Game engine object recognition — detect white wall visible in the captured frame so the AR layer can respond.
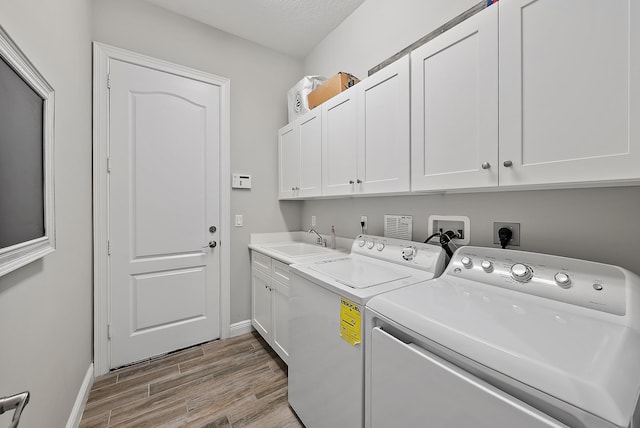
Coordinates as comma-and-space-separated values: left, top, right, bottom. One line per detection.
0, 1, 93, 427
92, 0, 304, 324
304, 0, 478, 79
301, 0, 640, 273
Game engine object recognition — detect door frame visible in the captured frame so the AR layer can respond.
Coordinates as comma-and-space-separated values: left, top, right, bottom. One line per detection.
92, 42, 231, 375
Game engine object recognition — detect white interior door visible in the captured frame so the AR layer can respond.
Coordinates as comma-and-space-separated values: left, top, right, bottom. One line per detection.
108, 58, 221, 368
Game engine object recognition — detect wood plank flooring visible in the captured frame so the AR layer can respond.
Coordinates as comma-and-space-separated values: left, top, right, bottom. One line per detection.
79, 332, 304, 428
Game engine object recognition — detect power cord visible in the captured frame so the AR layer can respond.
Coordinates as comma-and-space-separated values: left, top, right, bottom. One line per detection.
425, 230, 460, 259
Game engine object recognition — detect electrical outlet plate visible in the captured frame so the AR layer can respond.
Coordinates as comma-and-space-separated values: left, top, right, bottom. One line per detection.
428, 215, 470, 245
493, 222, 520, 246
360, 216, 368, 233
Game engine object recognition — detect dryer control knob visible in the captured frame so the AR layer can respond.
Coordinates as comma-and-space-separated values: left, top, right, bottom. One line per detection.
366, 241, 375, 249
461, 257, 473, 269
402, 246, 416, 261
511, 263, 533, 282
358, 239, 366, 247
554, 273, 572, 288
376, 243, 385, 251
481, 260, 494, 272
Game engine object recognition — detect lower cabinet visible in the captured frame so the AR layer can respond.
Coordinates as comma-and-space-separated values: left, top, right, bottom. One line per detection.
251, 251, 290, 364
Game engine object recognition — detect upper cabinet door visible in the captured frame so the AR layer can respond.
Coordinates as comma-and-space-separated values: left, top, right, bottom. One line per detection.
278, 122, 300, 199
411, 5, 499, 192
298, 111, 322, 198
499, 0, 639, 187
357, 55, 411, 194
322, 88, 358, 196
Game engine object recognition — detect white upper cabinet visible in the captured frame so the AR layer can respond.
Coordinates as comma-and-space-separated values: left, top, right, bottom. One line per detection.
357, 55, 411, 194
298, 112, 322, 197
499, 0, 640, 187
411, 5, 498, 192
321, 86, 358, 196
322, 55, 410, 196
278, 110, 322, 199
279, 0, 639, 199
278, 123, 300, 199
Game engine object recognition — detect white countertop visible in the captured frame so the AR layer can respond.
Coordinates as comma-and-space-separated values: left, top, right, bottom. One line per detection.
249, 231, 351, 264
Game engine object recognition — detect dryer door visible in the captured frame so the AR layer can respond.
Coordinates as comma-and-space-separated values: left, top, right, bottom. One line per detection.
369, 327, 569, 428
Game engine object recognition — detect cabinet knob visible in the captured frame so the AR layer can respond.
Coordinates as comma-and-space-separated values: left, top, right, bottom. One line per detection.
481, 162, 491, 170
503, 160, 513, 167
356, 179, 362, 184
349, 180, 355, 184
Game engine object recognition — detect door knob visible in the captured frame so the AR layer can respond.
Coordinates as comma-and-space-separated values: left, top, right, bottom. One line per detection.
203, 241, 217, 249
481, 162, 491, 170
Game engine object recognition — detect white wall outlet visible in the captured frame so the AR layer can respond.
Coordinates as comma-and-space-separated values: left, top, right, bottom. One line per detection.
234, 214, 243, 227
427, 215, 470, 245
311, 215, 316, 227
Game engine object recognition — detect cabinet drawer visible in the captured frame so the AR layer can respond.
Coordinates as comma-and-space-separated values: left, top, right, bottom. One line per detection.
252, 251, 272, 274
271, 260, 290, 286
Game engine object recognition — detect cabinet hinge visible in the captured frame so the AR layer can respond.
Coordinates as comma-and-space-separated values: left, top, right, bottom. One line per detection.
107, 324, 112, 340
107, 157, 111, 173
107, 73, 112, 89
107, 240, 111, 255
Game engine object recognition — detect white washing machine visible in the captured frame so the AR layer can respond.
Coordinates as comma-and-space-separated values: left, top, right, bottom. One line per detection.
288, 234, 446, 428
365, 246, 640, 428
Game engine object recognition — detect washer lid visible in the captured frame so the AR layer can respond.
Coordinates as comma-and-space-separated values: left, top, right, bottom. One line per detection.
309, 257, 410, 289
367, 278, 640, 427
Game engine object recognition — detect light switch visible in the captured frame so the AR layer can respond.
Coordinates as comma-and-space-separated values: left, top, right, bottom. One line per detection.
235, 214, 243, 227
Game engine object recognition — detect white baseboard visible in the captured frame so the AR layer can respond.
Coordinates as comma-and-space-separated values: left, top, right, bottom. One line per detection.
66, 363, 94, 428
230, 319, 253, 337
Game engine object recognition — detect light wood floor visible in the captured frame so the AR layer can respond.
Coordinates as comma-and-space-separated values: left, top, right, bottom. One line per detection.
79, 331, 304, 428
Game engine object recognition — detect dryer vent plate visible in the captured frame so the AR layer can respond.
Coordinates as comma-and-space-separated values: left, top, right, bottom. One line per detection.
384, 215, 412, 240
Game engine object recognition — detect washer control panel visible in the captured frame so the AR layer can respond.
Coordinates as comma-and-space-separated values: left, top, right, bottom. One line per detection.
447, 246, 629, 316
352, 235, 446, 274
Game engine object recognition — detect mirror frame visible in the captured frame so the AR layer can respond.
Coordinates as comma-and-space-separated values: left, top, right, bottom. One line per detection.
0, 25, 55, 277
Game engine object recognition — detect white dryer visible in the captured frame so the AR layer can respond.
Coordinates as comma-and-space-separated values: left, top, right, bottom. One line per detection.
365, 246, 640, 428
288, 234, 446, 428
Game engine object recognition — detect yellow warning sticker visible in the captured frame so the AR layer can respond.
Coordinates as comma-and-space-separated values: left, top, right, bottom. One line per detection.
340, 298, 361, 346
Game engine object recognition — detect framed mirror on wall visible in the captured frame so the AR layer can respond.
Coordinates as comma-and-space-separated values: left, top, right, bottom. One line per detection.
0, 25, 55, 277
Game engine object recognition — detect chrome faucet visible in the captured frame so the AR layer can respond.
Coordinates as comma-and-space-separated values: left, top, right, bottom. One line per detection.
308, 228, 327, 247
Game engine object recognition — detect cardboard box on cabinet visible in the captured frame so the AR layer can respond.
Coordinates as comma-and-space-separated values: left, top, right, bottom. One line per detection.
307, 72, 360, 110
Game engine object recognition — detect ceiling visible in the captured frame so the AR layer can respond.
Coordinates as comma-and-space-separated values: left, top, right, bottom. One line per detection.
145, 0, 367, 58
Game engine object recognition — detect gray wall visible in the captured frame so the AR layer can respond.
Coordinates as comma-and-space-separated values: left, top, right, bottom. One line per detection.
92, 0, 304, 323
302, 0, 640, 273
301, 187, 640, 272
0, 0, 93, 426
304, 0, 478, 79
